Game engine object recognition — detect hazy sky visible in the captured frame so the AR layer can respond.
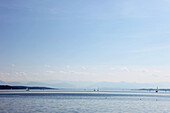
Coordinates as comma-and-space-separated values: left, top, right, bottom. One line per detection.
1, 0, 170, 83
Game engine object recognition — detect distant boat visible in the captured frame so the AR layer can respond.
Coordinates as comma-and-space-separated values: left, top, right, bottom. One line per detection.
97, 88, 99, 91
94, 89, 96, 91
26, 88, 29, 91
156, 87, 158, 93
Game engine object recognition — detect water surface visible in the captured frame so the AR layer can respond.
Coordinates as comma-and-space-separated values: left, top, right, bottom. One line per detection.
0, 90, 170, 113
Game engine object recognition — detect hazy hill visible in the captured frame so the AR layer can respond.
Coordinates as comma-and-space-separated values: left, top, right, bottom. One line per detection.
0, 85, 54, 90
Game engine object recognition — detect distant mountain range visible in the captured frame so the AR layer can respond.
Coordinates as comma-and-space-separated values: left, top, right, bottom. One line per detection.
0, 80, 7, 85
1, 80, 170, 89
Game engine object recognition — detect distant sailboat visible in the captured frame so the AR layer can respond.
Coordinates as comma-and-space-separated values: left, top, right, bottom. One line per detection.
156, 87, 158, 93
94, 89, 96, 91
26, 88, 29, 91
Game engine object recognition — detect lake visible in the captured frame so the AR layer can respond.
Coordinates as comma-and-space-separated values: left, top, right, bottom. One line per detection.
0, 90, 170, 113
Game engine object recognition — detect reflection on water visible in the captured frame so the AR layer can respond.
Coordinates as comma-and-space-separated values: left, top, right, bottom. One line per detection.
0, 90, 170, 113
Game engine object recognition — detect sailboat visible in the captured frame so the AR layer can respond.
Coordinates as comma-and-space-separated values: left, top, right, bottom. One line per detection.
156, 87, 158, 93
26, 88, 29, 91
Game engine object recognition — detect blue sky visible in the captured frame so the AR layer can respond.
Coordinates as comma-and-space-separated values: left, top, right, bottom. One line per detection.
1, 0, 170, 83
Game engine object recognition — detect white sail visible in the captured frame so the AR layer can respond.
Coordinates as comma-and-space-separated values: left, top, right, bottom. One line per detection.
26, 88, 29, 91
156, 87, 158, 93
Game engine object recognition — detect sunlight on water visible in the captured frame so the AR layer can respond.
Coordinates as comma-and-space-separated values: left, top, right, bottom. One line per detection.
1, 90, 170, 113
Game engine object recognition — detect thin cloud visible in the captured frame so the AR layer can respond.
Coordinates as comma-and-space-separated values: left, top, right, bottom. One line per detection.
46, 71, 55, 74
120, 67, 130, 72
81, 66, 87, 70
129, 46, 170, 53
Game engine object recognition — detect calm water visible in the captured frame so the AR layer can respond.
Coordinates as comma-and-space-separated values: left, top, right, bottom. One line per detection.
1, 90, 170, 113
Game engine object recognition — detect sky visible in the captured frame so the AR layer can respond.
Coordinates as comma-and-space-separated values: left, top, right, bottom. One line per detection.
1, 0, 170, 83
